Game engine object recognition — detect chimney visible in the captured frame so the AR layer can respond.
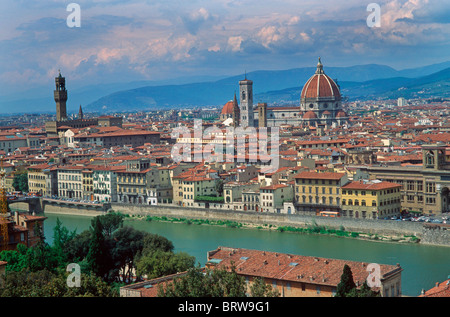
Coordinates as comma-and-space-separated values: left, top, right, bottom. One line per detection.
15, 211, 19, 224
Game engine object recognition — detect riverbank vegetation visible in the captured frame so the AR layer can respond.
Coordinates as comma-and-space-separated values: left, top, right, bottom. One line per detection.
125, 213, 419, 245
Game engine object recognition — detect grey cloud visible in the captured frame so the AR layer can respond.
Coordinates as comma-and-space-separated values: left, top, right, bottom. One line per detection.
181, 8, 217, 35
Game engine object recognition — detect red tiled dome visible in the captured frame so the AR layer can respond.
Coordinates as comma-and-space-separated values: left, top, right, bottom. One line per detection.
221, 101, 234, 115
303, 111, 317, 119
322, 110, 331, 115
301, 58, 341, 100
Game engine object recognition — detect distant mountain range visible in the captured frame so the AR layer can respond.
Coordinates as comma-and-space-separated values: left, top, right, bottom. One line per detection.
1, 61, 449, 114
257, 67, 450, 104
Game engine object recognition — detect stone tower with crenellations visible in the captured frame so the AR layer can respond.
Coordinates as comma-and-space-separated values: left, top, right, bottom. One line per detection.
54, 70, 68, 122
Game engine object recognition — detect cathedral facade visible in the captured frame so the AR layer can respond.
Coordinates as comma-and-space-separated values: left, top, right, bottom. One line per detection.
219, 58, 348, 129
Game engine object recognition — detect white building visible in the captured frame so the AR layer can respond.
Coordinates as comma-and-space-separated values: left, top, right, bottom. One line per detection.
397, 97, 407, 107
57, 165, 84, 199
260, 184, 294, 213
92, 166, 118, 202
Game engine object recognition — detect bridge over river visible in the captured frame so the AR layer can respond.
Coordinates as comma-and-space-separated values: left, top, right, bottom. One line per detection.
7, 197, 110, 213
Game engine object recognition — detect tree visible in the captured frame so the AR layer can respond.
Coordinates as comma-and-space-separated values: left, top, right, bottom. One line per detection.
95, 212, 124, 237
335, 264, 379, 297
157, 266, 247, 297
64, 230, 92, 265
249, 277, 280, 297
109, 226, 148, 283
52, 218, 77, 268
347, 280, 380, 297
86, 217, 111, 281
335, 264, 357, 297
136, 249, 195, 280
215, 179, 224, 197
141, 233, 174, 254
12, 172, 28, 193
0, 269, 118, 297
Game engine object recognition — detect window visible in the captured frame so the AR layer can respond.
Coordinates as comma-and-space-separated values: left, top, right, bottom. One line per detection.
425, 182, 435, 193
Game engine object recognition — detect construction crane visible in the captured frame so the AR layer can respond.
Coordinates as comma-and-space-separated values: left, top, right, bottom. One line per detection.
0, 156, 9, 250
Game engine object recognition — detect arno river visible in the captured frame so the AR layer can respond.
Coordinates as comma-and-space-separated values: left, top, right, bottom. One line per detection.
42, 213, 450, 297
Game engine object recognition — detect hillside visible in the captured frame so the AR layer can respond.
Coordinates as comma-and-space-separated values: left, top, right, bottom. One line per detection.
86, 66, 450, 112
256, 68, 450, 104
1, 61, 449, 114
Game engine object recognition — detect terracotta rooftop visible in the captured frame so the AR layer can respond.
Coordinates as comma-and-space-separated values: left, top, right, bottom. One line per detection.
207, 247, 401, 288
419, 279, 450, 297
342, 181, 401, 191
294, 171, 346, 180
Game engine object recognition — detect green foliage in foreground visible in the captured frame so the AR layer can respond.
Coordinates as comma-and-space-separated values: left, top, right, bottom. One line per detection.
0, 270, 118, 297
157, 266, 280, 297
0, 212, 196, 297
335, 264, 380, 297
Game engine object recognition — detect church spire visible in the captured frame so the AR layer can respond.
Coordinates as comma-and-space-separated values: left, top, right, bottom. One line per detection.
78, 104, 83, 120
232, 91, 240, 127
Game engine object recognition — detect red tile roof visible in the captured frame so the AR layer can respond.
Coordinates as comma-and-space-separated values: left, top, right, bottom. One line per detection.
208, 247, 401, 288
419, 279, 450, 297
342, 181, 401, 191
294, 171, 346, 180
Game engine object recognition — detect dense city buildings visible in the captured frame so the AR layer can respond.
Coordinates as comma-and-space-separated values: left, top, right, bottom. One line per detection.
0, 58, 449, 299
0, 63, 448, 219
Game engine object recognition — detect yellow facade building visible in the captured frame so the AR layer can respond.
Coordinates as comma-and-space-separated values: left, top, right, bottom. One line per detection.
294, 171, 348, 214
27, 164, 50, 195
341, 180, 402, 219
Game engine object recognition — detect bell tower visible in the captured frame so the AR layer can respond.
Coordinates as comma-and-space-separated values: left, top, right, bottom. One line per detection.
54, 70, 68, 122
239, 75, 254, 128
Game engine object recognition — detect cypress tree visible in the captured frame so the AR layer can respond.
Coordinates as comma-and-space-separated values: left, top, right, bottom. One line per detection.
335, 264, 357, 297
86, 217, 109, 280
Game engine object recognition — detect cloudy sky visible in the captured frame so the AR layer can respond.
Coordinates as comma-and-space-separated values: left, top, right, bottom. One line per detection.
1, 0, 449, 95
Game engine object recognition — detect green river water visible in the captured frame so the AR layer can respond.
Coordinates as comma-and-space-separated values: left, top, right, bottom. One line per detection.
42, 213, 450, 297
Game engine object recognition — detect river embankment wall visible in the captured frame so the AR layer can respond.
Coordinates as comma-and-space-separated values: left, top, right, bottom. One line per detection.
18, 201, 450, 247
107, 203, 450, 247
